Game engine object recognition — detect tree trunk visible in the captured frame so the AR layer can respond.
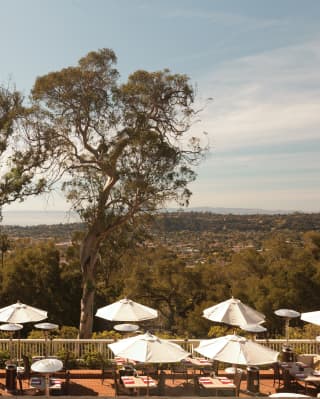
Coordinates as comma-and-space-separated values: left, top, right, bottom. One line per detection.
78, 228, 102, 338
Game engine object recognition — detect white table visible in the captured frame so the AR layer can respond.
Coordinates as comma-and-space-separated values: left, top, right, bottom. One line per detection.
121, 375, 157, 395
30, 376, 62, 393
225, 366, 243, 375
269, 394, 310, 398
198, 376, 236, 396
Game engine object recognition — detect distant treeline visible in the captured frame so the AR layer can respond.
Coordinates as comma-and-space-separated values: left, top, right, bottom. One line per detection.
2, 212, 320, 240
2, 223, 85, 240
153, 212, 320, 233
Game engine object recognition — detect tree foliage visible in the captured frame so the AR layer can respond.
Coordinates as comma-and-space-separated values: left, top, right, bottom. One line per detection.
0, 85, 46, 211
0, 227, 320, 338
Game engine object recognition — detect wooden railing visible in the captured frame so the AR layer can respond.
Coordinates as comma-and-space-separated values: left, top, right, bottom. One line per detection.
0, 338, 319, 361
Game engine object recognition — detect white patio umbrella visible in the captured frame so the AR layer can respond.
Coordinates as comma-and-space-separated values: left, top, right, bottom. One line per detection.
0, 302, 47, 363
35, 322, 59, 356
114, 323, 139, 332
195, 334, 279, 366
203, 297, 265, 327
0, 301, 47, 324
274, 308, 300, 343
109, 331, 189, 395
31, 358, 63, 396
108, 331, 190, 363
96, 298, 158, 322
240, 323, 267, 341
240, 324, 267, 333
301, 311, 320, 326
0, 323, 23, 361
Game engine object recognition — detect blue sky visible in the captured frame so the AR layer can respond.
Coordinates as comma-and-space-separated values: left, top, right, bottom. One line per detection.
1, 0, 320, 220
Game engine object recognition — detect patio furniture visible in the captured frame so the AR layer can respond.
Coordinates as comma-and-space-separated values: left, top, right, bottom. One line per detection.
31, 358, 63, 396
246, 366, 260, 393
225, 366, 243, 376
233, 371, 243, 396
101, 361, 117, 384
170, 363, 189, 384
198, 375, 236, 396
29, 375, 63, 395
297, 354, 317, 368
290, 366, 320, 395
271, 362, 283, 388
119, 365, 135, 378
269, 394, 310, 398
114, 373, 133, 396
201, 365, 215, 376
121, 375, 157, 396
17, 354, 32, 392
280, 361, 316, 393
155, 370, 166, 396
193, 374, 207, 396
135, 363, 158, 379
50, 352, 70, 393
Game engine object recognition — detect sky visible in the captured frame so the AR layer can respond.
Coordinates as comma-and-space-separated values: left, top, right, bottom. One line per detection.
1, 0, 320, 223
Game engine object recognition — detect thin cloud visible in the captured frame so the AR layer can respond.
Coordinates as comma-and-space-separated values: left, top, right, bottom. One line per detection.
195, 38, 320, 152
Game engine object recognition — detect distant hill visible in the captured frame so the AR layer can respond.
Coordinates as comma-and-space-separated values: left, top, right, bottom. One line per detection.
166, 207, 296, 215
154, 211, 320, 233
0, 207, 305, 226
1, 211, 320, 240
2, 207, 293, 226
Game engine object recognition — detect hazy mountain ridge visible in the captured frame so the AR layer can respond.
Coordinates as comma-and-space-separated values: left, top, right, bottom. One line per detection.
0, 206, 305, 226
166, 206, 297, 215
2, 210, 320, 240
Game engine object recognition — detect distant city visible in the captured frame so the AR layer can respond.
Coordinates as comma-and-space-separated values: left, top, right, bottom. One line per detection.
0, 207, 299, 226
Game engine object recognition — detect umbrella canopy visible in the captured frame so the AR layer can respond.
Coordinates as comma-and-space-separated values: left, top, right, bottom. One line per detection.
96, 298, 158, 322
34, 322, 59, 331
195, 334, 279, 366
0, 322, 24, 360
0, 323, 23, 332
31, 358, 63, 396
203, 297, 265, 327
275, 308, 300, 342
114, 323, 139, 332
274, 309, 300, 319
300, 311, 320, 326
31, 358, 63, 373
108, 331, 190, 363
240, 324, 267, 333
0, 301, 47, 323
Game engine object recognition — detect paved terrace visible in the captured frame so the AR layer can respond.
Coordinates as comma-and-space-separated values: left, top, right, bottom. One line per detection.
0, 368, 318, 397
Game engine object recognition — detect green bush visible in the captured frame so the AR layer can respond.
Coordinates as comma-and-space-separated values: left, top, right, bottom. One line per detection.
208, 325, 231, 338
92, 330, 121, 339
0, 350, 10, 367
55, 349, 79, 369
58, 326, 79, 338
82, 351, 104, 369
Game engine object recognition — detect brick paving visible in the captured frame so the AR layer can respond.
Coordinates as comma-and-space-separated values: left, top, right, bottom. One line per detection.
0, 368, 317, 397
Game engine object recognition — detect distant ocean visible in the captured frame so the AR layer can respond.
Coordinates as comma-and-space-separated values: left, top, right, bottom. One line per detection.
2, 211, 81, 226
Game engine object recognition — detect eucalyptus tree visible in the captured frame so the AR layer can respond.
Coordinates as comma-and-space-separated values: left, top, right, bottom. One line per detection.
30, 48, 206, 337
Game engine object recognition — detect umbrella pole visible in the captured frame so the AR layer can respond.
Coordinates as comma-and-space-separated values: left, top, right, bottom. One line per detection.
45, 373, 50, 396
9, 333, 13, 362
44, 331, 48, 357
18, 330, 21, 366
285, 318, 290, 345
